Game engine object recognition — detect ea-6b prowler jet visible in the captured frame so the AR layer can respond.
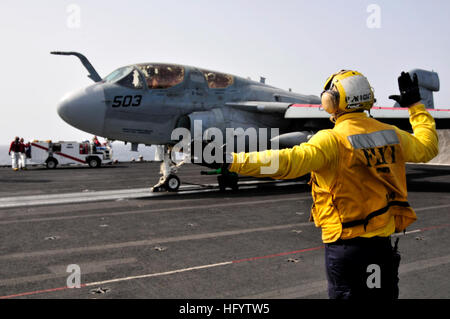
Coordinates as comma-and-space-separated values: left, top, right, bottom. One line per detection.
52, 51, 450, 191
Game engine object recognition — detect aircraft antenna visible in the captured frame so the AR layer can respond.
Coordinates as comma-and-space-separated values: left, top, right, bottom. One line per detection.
50, 51, 102, 82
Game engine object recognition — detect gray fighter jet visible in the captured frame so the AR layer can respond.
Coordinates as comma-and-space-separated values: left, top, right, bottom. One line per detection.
52, 51, 450, 191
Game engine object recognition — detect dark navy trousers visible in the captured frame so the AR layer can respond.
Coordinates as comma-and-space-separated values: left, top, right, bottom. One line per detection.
325, 236, 400, 299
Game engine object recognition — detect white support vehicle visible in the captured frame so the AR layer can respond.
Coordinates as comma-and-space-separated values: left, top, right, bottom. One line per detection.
29, 140, 113, 169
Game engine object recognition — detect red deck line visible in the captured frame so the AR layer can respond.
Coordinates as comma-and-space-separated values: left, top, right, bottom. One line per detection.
1, 222, 448, 299
232, 246, 323, 264
0, 284, 87, 299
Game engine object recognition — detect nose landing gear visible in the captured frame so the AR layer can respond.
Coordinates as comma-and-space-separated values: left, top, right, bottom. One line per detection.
151, 145, 184, 192
151, 144, 239, 193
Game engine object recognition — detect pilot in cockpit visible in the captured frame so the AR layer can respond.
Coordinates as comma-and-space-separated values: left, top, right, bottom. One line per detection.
207, 73, 217, 88
154, 68, 171, 89
151, 72, 161, 89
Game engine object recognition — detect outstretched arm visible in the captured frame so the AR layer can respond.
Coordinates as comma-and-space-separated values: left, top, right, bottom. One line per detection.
229, 129, 339, 179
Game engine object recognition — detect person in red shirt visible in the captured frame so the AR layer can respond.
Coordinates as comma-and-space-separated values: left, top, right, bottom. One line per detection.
8, 137, 24, 171
92, 136, 103, 153
19, 138, 28, 170
93, 136, 101, 147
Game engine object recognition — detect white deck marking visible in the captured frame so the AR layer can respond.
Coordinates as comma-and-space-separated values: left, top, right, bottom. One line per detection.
0, 196, 309, 225
84, 261, 233, 287
0, 222, 312, 260
0, 180, 303, 208
0, 258, 136, 287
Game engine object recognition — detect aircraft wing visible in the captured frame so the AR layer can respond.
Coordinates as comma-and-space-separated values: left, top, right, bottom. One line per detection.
369, 106, 450, 130
284, 103, 330, 118
228, 102, 450, 131
225, 101, 292, 114
226, 102, 330, 133
287, 104, 450, 130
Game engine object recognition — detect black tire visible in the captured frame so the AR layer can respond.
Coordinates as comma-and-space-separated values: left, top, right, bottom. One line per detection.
88, 157, 101, 168
218, 174, 238, 191
230, 175, 239, 191
46, 158, 58, 169
164, 174, 180, 192
217, 175, 226, 192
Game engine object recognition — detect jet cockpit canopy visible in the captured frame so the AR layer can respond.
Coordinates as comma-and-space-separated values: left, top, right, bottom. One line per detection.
137, 64, 185, 89
103, 66, 144, 89
200, 69, 234, 89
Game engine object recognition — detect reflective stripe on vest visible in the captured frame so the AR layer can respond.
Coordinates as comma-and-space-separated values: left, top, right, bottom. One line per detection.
347, 129, 399, 149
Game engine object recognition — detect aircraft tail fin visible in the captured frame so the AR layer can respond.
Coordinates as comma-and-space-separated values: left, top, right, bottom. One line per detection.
393, 69, 440, 109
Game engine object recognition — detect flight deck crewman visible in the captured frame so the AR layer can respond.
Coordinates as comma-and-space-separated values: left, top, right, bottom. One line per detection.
219, 70, 438, 299
9, 136, 24, 171
19, 138, 27, 170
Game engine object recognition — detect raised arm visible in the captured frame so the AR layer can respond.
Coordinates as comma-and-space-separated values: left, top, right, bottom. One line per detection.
396, 103, 439, 163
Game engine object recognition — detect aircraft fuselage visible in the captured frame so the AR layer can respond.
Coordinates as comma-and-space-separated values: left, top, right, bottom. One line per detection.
57, 63, 321, 146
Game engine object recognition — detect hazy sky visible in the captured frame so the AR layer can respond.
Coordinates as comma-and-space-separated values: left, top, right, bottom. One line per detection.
0, 0, 449, 145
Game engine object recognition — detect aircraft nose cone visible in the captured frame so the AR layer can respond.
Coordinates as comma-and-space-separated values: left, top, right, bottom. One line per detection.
57, 84, 106, 136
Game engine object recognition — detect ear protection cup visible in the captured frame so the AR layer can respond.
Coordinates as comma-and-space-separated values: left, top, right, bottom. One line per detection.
321, 89, 339, 114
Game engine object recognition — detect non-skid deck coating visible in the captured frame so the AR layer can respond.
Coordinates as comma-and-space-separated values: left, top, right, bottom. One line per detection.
0, 162, 448, 299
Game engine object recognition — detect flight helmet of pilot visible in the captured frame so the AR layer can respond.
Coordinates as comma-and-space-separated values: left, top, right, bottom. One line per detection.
321, 70, 375, 116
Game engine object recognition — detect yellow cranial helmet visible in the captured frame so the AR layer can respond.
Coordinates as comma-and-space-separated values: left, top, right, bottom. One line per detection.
321, 70, 375, 114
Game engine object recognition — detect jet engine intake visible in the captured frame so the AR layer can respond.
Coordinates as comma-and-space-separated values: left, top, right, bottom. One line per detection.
176, 109, 226, 142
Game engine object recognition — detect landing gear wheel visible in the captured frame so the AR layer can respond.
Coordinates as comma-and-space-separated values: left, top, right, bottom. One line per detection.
151, 145, 186, 193
217, 173, 239, 191
230, 174, 239, 191
218, 175, 226, 192
164, 174, 180, 192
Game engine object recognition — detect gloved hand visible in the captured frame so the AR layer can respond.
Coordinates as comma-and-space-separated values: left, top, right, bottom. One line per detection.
389, 72, 421, 107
